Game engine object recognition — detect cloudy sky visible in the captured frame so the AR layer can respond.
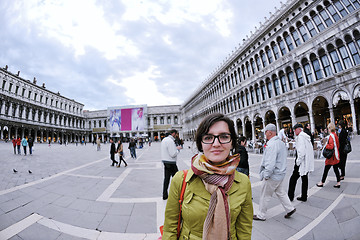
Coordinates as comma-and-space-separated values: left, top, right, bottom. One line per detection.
0, 0, 283, 110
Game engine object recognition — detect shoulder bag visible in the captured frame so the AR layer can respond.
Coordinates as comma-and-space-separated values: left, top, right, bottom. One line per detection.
322, 136, 334, 159
343, 138, 352, 154
158, 169, 188, 240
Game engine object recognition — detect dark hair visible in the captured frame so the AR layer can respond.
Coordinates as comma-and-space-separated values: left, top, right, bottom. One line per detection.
239, 136, 247, 143
195, 113, 238, 152
338, 120, 346, 128
168, 129, 178, 135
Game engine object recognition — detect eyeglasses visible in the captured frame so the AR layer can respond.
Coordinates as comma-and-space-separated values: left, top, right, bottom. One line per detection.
201, 134, 232, 144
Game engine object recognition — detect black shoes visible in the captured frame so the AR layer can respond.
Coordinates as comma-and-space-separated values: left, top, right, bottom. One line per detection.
284, 208, 296, 218
28, 170, 32, 174
253, 215, 266, 221
13, 169, 18, 173
316, 183, 324, 187
297, 197, 307, 202
333, 184, 340, 188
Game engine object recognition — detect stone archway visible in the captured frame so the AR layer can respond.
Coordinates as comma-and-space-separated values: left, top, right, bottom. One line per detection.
278, 106, 292, 128
264, 110, 276, 125
312, 96, 330, 133
294, 102, 309, 126
244, 117, 252, 140
333, 90, 352, 127
236, 118, 243, 136
253, 114, 264, 140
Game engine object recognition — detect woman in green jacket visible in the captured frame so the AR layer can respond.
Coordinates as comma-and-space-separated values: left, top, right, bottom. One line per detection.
163, 113, 253, 239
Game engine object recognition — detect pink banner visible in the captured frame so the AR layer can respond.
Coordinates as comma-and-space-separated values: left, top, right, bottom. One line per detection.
121, 109, 132, 131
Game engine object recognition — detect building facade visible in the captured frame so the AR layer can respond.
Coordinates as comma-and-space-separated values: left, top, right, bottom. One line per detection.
181, 0, 360, 141
0, 66, 88, 143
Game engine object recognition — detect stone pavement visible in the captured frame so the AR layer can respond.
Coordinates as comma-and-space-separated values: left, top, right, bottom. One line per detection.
0, 137, 359, 240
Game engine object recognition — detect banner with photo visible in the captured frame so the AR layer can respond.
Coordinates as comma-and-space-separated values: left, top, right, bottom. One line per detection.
108, 105, 147, 133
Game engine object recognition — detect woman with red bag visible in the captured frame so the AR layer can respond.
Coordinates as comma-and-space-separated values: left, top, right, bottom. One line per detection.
316, 122, 341, 188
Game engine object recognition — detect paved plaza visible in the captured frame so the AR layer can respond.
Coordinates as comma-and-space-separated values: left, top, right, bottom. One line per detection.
0, 137, 359, 240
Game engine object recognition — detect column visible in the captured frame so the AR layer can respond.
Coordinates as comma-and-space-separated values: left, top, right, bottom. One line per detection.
15, 104, 19, 118
0, 101, 5, 115
291, 111, 296, 127
34, 109, 39, 122
35, 130, 38, 142
329, 107, 335, 124
252, 122, 256, 141
22, 106, 26, 119
242, 122, 246, 138
350, 100, 358, 134
15, 127, 18, 138
8, 102, 13, 117
28, 108, 33, 120
41, 131, 44, 142
309, 109, 315, 133
0, 126, 3, 140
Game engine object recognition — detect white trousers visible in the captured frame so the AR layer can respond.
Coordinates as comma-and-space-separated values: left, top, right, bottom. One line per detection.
257, 178, 294, 219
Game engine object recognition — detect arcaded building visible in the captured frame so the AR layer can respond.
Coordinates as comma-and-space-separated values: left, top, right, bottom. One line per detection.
0, 66, 87, 142
181, 0, 360, 141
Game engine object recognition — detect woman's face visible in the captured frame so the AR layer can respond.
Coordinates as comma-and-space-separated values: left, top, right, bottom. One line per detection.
201, 121, 232, 164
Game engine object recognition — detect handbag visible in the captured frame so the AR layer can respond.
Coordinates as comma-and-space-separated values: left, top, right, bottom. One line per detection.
343, 139, 352, 154
322, 136, 334, 159
322, 148, 334, 159
158, 170, 188, 240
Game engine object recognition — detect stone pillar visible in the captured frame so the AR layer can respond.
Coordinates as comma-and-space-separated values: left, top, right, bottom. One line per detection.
28, 108, 33, 120
350, 100, 358, 134
34, 109, 38, 122
0, 126, 3, 140
252, 122, 256, 141
309, 110, 315, 133
15, 105, 19, 118
35, 130, 38, 142
41, 131, 44, 142
242, 122, 246, 138
8, 102, 13, 117
329, 107, 335, 124
0, 101, 5, 115
291, 111, 296, 127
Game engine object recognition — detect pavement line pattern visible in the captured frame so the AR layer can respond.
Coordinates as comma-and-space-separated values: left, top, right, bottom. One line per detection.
96, 167, 132, 202
0, 157, 108, 196
287, 193, 360, 240
0, 213, 43, 239
64, 173, 117, 179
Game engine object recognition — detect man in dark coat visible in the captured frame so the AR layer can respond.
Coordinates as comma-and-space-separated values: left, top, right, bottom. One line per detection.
338, 120, 348, 180
234, 136, 249, 177
109, 139, 118, 166
28, 136, 34, 155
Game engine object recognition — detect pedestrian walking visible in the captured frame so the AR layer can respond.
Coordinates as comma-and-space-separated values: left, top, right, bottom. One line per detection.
338, 120, 349, 180
128, 139, 137, 158
16, 137, 21, 154
116, 140, 127, 167
234, 136, 250, 177
96, 138, 101, 151
161, 129, 182, 200
28, 136, 34, 155
288, 123, 314, 202
21, 137, 28, 155
316, 122, 341, 188
253, 123, 296, 221
109, 138, 118, 167
12, 137, 17, 154
163, 113, 253, 239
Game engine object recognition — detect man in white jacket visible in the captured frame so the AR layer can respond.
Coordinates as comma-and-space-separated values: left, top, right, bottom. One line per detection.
161, 129, 182, 200
288, 123, 315, 202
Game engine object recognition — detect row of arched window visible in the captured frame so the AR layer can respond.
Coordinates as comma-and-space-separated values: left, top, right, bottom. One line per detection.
199, 0, 360, 105
201, 29, 360, 115
0, 99, 84, 128
1, 74, 82, 115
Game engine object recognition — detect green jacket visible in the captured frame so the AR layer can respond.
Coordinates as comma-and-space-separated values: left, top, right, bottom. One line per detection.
163, 169, 253, 239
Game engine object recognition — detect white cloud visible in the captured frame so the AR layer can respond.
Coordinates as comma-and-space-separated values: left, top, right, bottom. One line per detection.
18, 0, 139, 60
121, 0, 233, 36
107, 66, 181, 106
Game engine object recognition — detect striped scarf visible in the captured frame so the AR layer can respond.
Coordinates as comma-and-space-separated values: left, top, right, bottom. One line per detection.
191, 154, 239, 240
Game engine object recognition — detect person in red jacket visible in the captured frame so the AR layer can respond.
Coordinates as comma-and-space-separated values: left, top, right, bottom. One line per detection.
12, 138, 17, 154
16, 137, 21, 154
316, 122, 341, 188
